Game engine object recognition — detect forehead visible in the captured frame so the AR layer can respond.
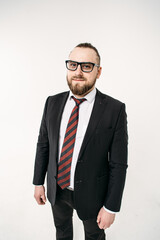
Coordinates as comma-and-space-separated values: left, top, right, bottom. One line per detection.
69, 47, 98, 63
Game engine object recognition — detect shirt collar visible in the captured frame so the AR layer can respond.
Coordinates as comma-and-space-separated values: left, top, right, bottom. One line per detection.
69, 88, 96, 103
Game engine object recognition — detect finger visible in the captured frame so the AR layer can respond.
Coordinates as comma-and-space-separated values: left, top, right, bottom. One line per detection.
98, 223, 104, 229
97, 219, 104, 229
97, 214, 101, 223
35, 195, 44, 205
39, 198, 45, 205
104, 222, 111, 229
37, 197, 43, 205
41, 194, 46, 203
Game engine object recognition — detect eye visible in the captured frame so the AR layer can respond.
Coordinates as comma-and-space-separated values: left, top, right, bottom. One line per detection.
71, 63, 76, 67
82, 64, 92, 70
69, 62, 77, 68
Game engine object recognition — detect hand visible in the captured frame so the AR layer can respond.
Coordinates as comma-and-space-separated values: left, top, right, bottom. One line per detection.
34, 185, 46, 205
97, 207, 115, 229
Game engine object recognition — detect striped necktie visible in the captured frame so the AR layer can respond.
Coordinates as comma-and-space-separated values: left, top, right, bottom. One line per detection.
57, 96, 86, 189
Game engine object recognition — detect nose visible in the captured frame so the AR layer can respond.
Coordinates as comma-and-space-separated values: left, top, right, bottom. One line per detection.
75, 64, 83, 75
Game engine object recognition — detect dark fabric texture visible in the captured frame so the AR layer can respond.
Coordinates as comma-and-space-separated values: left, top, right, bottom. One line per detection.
51, 185, 105, 240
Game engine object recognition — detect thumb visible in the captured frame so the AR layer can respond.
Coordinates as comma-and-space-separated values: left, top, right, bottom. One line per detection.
97, 213, 101, 224
41, 194, 46, 203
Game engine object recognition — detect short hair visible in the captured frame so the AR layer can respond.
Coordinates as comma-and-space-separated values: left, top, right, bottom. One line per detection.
75, 42, 101, 65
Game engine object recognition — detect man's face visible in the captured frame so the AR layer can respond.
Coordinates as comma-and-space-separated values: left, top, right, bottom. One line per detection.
66, 47, 102, 97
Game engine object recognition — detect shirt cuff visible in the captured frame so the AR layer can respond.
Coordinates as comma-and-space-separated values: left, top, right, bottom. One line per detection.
103, 206, 117, 214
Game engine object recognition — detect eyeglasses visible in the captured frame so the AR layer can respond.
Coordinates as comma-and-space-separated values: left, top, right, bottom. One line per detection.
65, 60, 100, 73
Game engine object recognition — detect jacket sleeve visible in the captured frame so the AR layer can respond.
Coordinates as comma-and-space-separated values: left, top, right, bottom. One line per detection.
33, 97, 50, 185
104, 103, 128, 212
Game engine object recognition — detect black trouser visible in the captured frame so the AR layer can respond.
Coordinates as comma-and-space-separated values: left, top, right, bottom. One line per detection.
51, 185, 105, 240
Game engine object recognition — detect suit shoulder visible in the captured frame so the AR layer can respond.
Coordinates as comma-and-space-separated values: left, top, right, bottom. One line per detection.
106, 95, 125, 108
46, 91, 69, 102
97, 89, 125, 108
48, 91, 69, 99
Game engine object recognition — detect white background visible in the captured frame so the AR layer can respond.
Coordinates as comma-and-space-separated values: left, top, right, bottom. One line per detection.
0, 0, 160, 239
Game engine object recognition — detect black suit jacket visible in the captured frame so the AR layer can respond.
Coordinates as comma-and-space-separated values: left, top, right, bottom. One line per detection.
33, 89, 128, 220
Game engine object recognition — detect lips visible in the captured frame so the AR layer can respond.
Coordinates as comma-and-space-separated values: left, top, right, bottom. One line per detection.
72, 77, 85, 81
73, 79, 84, 81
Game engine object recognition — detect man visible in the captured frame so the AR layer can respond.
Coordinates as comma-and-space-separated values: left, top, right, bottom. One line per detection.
33, 43, 128, 240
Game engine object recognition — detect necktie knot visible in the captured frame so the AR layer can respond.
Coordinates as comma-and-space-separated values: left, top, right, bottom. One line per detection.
72, 96, 86, 106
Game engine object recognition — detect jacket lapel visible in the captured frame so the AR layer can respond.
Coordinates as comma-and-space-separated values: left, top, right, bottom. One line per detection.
78, 89, 108, 160
49, 91, 69, 161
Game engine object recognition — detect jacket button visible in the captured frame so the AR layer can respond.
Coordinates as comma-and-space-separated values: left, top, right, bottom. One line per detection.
76, 180, 82, 183
77, 159, 82, 162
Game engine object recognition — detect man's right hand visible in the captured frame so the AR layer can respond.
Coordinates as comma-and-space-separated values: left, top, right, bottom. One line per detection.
34, 185, 46, 205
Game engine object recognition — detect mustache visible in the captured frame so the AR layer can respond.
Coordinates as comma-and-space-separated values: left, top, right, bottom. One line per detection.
71, 76, 86, 81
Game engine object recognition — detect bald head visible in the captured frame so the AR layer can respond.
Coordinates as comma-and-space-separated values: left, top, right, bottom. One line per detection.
69, 42, 100, 65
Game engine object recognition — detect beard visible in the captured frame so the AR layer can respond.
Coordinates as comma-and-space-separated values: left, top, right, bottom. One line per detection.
67, 75, 97, 96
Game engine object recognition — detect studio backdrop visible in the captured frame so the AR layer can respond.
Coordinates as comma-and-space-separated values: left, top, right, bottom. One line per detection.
0, 0, 160, 239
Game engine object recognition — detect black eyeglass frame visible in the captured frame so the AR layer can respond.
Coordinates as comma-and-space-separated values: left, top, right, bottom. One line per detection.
65, 60, 100, 73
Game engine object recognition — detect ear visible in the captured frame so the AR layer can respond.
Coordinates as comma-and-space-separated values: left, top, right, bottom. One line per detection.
97, 67, 102, 79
